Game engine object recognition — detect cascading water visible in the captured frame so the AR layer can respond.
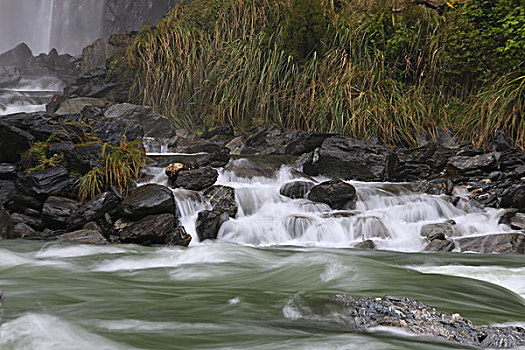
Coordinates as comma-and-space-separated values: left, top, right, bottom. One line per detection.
0, 0, 106, 55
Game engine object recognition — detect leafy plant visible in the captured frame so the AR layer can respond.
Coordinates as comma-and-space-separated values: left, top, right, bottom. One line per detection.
76, 139, 146, 202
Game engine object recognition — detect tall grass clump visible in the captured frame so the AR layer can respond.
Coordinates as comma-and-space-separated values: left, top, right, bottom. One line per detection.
76, 139, 145, 202
126, 0, 525, 148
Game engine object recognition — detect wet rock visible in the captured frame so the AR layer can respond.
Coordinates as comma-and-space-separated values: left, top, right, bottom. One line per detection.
42, 196, 79, 230
329, 294, 525, 348
17, 167, 73, 199
13, 223, 38, 239
67, 191, 120, 231
0, 204, 14, 239
223, 159, 278, 179
0, 164, 16, 180
92, 116, 144, 146
0, 180, 16, 205
447, 153, 499, 177
104, 103, 176, 140
170, 167, 218, 191
118, 184, 176, 220
354, 240, 376, 249
245, 128, 298, 155
303, 136, 397, 181
196, 147, 231, 168
165, 162, 194, 179
55, 229, 108, 244
169, 226, 192, 247
0, 124, 35, 163
509, 213, 525, 230
423, 239, 455, 252
456, 233, 524, 254
284, 215, 316, 239
285, 132, 333, 156
202, 185, 238, 217
500, 185, 525, 211
195, 210, 229, 241
225, 136, 245, 155
354, 216, 391, 239
10, 213, 44, 231
307, 180, 357, 210
201, 126, 234, 142
62, 144, 103, 174
113, 213, 179, 245
280, 181, 315, 199
56, 97, 108, 115
176, 139, 225, 154
420, 221, 458, 241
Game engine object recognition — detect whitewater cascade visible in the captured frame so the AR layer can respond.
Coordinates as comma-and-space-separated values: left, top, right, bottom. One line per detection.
0, 0, 106, 55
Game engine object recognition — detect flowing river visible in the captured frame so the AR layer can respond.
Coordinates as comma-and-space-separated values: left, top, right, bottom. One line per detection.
1, 162, 524, 349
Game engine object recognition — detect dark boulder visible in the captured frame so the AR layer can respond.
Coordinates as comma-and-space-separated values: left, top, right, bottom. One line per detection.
0, 204, 14, 239
501, 185, 525, 211
446, 152, 499, 177
423, 239, 455, 252
170, 168, 218, 191
176, 139, 225, 154
17, 167, 74, 199
169, 226, 192, 247
456, 233, 524, 254
118, 184, 176, 220
195, 210, 229, 241
285, 132, 333, 156
223, 159, 279, 179
112, 213, 179, 245
280, 181, 315, 199
64, 144, 103, 174
42, 196, 79, 230
420, 221, 458, 241
509, 213, 525, 230
202, 185, 238, 217
0, 180, 16, 205
55, 229, 108, 244
354, 240, 376, 250
196, 147, 231, 168
307, 180, 357, 210
67, 191, 119, 231
303, 136, 397, 181
0, 124, 35, 163
10, 212, 44, 231
92, 117, 143, 146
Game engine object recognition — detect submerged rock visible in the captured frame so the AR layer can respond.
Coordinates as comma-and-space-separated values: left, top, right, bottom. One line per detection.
307, 180, 357, 210
354, 240, 376, 249
280, 181, 315, 199
420, 221, 458, 241
328, 294, 525, 348
456, 233, 524, 254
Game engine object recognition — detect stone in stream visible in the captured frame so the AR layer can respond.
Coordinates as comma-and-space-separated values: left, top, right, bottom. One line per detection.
202, 185, 238, 218
284, 215, 316, 239
55, 229, 108, 244
456, 233, 524, 254
500, 185, 525, 211
354, 240, 377, 249
118, 184, 176, 220
354, 216, 391, 239
328, 294, 525, 348
307, 180, 357, 210
169, 167, 219, 191
169, 226, 192, 247
112, 213, 184, 246
165, 162, 193, 179
195, 210, 229, 241
302, 136, 397, 181
0, 204, 14, 239
67, 191, 120, 231
420, 221, 458, 241
509, 213, 525, 230
280, 181, 315, 199
423, 239, 455, 252
41, 196, 79, 230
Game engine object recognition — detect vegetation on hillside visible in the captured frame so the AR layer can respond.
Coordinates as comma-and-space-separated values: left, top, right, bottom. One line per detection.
125, 0, 525, 148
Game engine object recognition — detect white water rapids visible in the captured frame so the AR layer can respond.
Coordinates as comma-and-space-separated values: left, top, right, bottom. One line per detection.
143, 159, 516, 252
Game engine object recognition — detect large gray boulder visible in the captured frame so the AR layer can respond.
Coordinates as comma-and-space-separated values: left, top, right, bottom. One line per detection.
119, 184, 176, 220
42, 196, 79, 230
280, 181, 315, 199
104, 103, 176, 140
195, 210, 229, 241
112, 213, 183, 245
303, 136, 397, 181
170, 168, 218, 191
456, 233, 524, 254
80, 37, 116, 75
67, 191, 119, 231
202, 185, 238, 218
447, 152, 500, 177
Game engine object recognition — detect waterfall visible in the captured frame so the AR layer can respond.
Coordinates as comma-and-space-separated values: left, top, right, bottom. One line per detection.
0, 0, 106, 55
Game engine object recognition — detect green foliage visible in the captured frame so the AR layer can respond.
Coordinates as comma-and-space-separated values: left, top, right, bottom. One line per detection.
22, 141, 65, 173
443, 0, 525, 87
76, 139, 146, 203
283, 0, 328, 60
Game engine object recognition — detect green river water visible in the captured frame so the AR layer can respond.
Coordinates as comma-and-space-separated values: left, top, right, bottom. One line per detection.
1, 240, 524, 350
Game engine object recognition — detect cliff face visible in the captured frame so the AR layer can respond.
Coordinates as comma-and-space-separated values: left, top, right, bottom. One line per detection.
103, 0, 179, 36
